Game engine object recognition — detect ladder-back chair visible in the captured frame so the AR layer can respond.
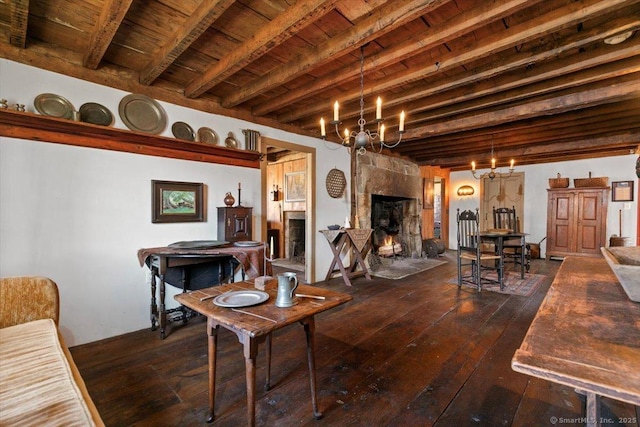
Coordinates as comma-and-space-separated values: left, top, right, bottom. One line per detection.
493, 206, 531, 272
457, 208, 504, 291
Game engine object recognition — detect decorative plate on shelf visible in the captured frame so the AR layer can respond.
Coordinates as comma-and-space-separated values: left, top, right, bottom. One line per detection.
34, 93, 74, 119
213, 290, 269, 308
197, 127, 218, 144
171, 121, 195, 141
79, 102, 113, 126
233, 240, 261, 247
118, 94, 167, 134
168, 240, 229, 249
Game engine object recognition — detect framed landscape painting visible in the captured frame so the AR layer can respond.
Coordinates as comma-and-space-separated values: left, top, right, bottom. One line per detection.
152, 180, 204, 223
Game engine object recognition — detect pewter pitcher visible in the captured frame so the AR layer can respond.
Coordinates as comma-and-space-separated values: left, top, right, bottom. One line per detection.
275, 272, 298, 307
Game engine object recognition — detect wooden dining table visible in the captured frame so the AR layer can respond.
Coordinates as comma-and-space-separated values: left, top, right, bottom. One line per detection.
480, 231, 528, 279
512, 256, 640, 427
175, 281, 352, 426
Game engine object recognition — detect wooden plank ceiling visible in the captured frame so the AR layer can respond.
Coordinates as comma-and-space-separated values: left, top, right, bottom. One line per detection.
0, 0, 639, 170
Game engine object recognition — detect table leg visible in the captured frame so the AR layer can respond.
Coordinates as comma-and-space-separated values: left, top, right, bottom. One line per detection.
243, 336, 259, 427
150, 268, 158, 331
159, 273, 167, 339
264, 333, 272, 391
302, 317, 323, 420
206, 321, 219, 423
324, 234, 352, 286
519, 240, 526, 279
497, 239, 504, 291
585, 390, 601, 427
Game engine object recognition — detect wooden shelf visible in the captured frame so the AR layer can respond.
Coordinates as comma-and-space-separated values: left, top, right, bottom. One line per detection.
0, 109, 261, 168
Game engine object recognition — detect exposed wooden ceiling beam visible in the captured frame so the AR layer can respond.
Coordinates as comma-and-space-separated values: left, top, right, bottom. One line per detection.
304, 0, 638, 127
9, 0, 28, 48
83, 0, 134, 69
396, 73, 640, 140
297, 23, 640, 129
184, 0, 337, 97
252, 0, 539, 116
419, 133, 640, 169
405, 56, 640, 129
140, 0, 235, 85
219, 0, 448, 107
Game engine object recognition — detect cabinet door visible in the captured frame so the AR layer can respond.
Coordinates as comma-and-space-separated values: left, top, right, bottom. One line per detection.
548, 191, 574, 254
575, 190, 606, 255
218, 207, 253, 242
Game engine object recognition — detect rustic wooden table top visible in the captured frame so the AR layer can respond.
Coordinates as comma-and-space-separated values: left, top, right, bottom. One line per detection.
175, 281, 352, 337
512, 256, 640, 406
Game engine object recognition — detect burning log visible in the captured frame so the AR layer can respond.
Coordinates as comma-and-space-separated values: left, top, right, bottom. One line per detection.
378, 243, 403, 257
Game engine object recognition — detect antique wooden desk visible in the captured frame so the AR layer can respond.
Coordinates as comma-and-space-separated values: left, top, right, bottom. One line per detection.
138, 244, 269, 338
512, 257, 640, 427
175, 281, 352, 426
319, 228, 372, 286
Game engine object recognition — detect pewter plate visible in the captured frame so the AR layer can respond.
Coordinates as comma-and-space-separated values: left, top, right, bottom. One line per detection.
233, 240, 261, 247
197, 127, 218, 144
172, 121, 195, 141
168, 240, 229, 249
34, 93, 74, 119
79, 102, 113, 126
118, 94, 167, 134
213, 290, 269, 308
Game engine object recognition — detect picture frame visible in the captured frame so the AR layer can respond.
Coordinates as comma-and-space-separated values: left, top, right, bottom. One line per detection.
611, 181, 634, 202
151, 180, 204, 223
423, 178, 434, 209
285, 171, 306, 202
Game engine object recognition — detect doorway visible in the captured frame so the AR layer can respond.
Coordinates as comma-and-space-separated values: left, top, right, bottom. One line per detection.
261, 137, 315, 284
480, 172, 525, 231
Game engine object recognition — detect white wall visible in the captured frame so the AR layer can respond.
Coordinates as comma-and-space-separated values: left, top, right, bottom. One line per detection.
449, 156, 638, 254
0, 59, 351, 345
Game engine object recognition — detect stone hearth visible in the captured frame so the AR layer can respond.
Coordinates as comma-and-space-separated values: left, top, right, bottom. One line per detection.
355, 152, 423, 257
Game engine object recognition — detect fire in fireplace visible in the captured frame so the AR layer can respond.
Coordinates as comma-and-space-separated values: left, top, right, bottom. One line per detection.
371, 194, 416, 256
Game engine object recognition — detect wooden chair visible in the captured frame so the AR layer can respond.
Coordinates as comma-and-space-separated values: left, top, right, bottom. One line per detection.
457, 208, 504, 291
493, 206, 531, 272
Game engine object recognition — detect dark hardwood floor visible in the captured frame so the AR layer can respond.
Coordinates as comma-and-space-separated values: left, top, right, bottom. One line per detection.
70, 253, 640, 426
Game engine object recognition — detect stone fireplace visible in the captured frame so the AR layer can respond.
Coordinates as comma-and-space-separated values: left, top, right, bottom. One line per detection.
355, 152, 423, 257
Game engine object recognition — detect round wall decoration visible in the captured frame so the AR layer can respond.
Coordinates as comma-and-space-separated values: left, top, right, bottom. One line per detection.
326, 168, 346, 198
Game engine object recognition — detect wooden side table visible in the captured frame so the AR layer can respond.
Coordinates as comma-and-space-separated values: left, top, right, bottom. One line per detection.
319, 228, 372, 286
175, 282, 352, 426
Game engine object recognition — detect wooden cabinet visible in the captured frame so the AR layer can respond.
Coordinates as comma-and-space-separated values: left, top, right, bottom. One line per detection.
218, 207, 253, 242
546, 187, 609, 259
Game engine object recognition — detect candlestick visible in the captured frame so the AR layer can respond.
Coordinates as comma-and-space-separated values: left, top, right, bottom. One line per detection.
491, 158, 496, 169
399, 111, 405, 132
333, 101, 339, 122
510, 159, 514, 170
320, 118, 325, 137
472, 161, 476, 171
270, 236, 274, 259
376, 97, 382, 120
380, 124, 385, 142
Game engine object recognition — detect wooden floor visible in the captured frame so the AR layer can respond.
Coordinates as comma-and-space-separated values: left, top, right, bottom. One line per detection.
71, 253, 640, 426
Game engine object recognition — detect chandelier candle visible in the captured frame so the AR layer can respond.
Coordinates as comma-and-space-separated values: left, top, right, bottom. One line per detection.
319, 45, 405, 154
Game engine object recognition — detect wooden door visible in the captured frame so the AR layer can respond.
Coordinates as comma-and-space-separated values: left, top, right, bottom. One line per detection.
547, 190, 574, 255
480, 172, 524, 231
575, 189, 607, 255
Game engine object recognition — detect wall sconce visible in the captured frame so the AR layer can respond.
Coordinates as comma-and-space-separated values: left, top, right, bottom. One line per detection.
270, 185, 280, 201
457, 185, 475, 196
